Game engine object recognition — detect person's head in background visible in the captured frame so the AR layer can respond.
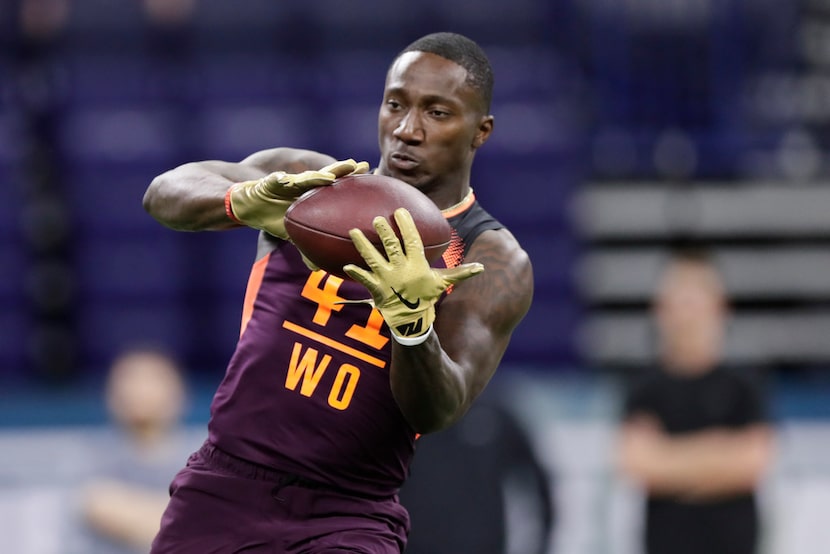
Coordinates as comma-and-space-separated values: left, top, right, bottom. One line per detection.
105, 347, 187, 446
653, 248, 729, 377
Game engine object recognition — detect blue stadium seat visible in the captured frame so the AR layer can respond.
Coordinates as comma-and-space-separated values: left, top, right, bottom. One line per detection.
76, 301, 190, 372
472, 158, 579, 226
0, 310, 26, 380
202, 230, 259, 281
502, 296, 582, 365
0, 111, 27, 380
63, 54, 197, 108
324, 103, 379, 161
513, 232, 579, 291
58, 105, 183, 166
299, 0, 418, 27
74, 236, 185, 298
316, 51, 389, 102
292, 1, 425, 49
66, 0, 145, 32
63, 168, 170, 231
0, 112, 25, 234
56, 104, 186, 233
190, 52, 312, 105
191, 0, 289, 34
63, 0, 145, 51
0, 110, 24, 161
196, 104, 316, 160
0, 236, 24, 298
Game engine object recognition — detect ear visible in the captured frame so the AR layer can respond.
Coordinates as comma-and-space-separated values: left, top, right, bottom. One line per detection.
472, 115, 494, 149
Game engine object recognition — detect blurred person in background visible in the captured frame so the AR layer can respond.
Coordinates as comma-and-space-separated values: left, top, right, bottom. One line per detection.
399, 389, 554, 554
79, 347, 194, 553
142, 31, 532, 553
616, 248, 774, 554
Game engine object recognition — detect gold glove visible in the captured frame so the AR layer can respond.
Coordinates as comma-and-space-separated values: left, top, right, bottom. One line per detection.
226, 159, 369, 239
344, 208, 484, 342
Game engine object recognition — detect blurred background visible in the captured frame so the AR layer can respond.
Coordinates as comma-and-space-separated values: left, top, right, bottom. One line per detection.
2, 0, 830, 552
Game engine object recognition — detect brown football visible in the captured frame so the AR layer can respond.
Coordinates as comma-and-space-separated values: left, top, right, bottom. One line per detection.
284, 173, 452, 279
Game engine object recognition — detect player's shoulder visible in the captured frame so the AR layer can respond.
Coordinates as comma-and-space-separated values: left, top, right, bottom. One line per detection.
468, 225, 532, 279
457, 200, 533, 305
240, 147, 336, 174
451, 199, 524, 262
459, 227, 533, 326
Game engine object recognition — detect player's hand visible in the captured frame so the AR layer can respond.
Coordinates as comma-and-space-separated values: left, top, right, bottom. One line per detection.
343, 208, 484, 341
226, 159, 369, 239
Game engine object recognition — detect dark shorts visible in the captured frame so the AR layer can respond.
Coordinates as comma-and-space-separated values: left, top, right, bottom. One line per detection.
150, 441, 410, 554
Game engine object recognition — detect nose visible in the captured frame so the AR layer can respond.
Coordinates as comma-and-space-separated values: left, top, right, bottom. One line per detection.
393, 110, 424, 144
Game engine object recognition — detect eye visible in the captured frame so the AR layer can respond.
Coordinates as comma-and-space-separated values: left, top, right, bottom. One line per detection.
428, 108, 451, 118
386, 99, 402, 110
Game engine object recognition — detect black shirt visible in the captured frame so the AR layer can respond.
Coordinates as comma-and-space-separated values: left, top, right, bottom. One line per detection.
623, 367, 767, 554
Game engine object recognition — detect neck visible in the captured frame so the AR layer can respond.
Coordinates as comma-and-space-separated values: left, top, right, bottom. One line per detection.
660, 345, 720, 376
441, 187, 474, 217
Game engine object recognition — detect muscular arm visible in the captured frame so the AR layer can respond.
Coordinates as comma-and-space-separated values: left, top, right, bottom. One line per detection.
617, 417, 774, 501
81, 479, 170, 550
389, 229, 533, 434
142, 147, 336, 231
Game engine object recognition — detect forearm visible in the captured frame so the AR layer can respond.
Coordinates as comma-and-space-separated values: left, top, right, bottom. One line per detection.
143, 161, 265, 231
143, 148, 344, 232
660, 428, 771, 498
389, 332, 467, 434
622, 427, 772, 499
81, 480, 169, 549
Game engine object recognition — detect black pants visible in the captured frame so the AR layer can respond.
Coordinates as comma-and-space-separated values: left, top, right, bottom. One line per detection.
645, 497, 758, 554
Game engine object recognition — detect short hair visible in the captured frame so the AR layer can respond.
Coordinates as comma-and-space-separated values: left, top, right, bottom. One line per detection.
667, 246, 715, 267
658, 246, 727, 300
397, 32, 494, 112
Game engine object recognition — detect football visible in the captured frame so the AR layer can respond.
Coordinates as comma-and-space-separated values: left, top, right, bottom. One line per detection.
284, 173, 452, 278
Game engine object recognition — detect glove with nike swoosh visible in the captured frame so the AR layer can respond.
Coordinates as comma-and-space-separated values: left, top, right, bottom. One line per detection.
226, 159, 369, 239
343, 208, 484, 342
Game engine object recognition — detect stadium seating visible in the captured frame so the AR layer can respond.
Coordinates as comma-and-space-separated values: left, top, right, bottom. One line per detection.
7, 0, 803, 379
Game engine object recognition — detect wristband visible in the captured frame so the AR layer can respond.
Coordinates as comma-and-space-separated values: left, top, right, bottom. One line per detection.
224, 186, 242, 224
391, 325, 434, 346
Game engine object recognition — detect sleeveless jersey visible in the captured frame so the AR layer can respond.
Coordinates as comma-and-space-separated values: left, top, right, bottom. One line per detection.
208, 196, 503, 497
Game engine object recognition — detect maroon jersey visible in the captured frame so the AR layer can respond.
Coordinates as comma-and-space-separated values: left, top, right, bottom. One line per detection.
208, 195, 502, 498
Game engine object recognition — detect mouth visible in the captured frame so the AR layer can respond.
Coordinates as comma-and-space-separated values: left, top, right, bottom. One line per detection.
389, 151, 420, 171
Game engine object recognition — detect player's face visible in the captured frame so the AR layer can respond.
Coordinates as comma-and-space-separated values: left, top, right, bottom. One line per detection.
377, 51, 493, 192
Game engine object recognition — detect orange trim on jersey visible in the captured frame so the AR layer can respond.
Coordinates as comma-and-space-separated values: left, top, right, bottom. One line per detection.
441, 229, 464, 269
282, 320, 387, 369
240, 253, 271, 337
441, 190, 476, 219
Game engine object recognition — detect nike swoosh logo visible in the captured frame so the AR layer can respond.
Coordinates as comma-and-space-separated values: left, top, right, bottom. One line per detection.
391, 288, 420, 310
